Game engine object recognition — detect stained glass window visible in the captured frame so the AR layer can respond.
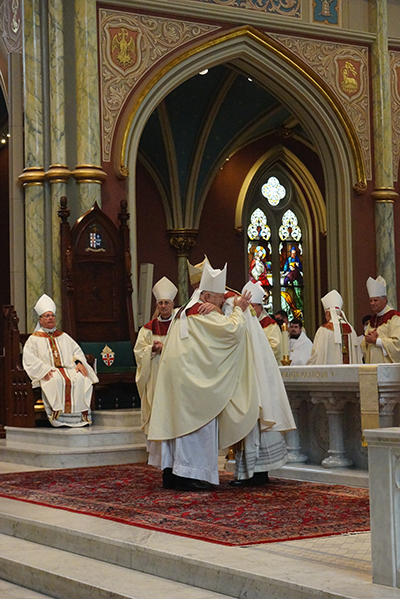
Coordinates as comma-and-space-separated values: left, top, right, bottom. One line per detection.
247, 179, 304, 322
261, 176, 286, 206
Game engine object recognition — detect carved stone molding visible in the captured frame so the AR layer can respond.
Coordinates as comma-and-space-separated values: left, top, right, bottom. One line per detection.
269, 34, 371, 180
390, 51, 400, 182
99, 8, 220, 163
167, 229, 198, 257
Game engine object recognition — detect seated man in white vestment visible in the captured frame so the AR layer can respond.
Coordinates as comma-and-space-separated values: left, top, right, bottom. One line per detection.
307, 290, 362, 365
224, 281, 295, 487
148, 262, 259, 491
289, 318, 313, 365
134, 277, 178, 462
361, 276, 400, 364
23, 294, 98, 427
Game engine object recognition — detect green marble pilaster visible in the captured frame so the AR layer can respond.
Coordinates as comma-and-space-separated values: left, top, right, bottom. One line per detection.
168, 230, 198, 305
49, 0, 68, 316
23, 0, 45, 330
74, 0, 103, 213
25, 185, 45, 332
370, 0, 398, 307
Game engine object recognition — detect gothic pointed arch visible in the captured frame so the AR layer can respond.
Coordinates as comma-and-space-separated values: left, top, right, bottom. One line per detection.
119, 26, 364, 322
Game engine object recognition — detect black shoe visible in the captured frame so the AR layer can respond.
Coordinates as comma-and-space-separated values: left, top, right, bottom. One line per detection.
229, 472, 269, 487
162, 468, 177, 489
175, 477, 214, 491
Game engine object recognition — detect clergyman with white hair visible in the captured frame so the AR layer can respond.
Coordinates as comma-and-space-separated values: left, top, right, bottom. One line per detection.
23, 294, 98, 427
307, 289, 362, 365
361, 276, 400, 364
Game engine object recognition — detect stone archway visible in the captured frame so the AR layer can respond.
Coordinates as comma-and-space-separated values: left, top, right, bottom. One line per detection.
120, 28, 363, 323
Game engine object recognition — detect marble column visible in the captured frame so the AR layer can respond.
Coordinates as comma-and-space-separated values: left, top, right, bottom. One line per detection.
311, 393, 353, 468
19, 0, 45, 332
370, 0, 399, 308
46, 0, 71, 319
73, 0, 106, 214
285, 396, 308, 464
167, 230, 198, 305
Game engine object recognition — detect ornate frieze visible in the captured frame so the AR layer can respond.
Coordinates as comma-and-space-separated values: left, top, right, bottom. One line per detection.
389, 51, 400, 182
0, 0, 22, 53
186, 0, 300, 17
99, 9, 220, 162
269, 34, 371, 180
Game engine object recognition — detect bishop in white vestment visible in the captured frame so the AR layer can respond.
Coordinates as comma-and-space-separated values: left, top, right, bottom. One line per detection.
23, 294, 98, 427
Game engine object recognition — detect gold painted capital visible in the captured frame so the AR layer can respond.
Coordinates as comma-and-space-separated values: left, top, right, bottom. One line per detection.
371, 188, 399, 203
71, 164, 107, 185
18, 167, 45, 186
44, 165, 72, 184
167, 229, 198, 257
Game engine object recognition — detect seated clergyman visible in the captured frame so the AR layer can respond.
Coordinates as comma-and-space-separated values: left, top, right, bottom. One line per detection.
23, 294, 98, 427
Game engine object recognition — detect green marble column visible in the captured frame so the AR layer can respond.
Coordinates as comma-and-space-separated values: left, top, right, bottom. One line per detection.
370, 0, 399, 308
48, 0, 70, 317
74, 0, 106, 213
22, 0, 45, 332
168, 230, 198, 305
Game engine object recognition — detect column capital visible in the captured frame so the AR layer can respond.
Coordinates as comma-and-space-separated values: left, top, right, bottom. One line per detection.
167, 229, 198, 258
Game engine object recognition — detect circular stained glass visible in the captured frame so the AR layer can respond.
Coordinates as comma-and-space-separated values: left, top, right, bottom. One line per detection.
261, 176, 286, 206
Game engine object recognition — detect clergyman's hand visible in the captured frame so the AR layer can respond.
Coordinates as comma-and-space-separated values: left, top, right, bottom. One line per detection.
43, 369, 56, 382
152, 341, 163, 354
234, 290, 251, 312
75, 363, 88, 377
365, 330, 379, 345
198, 302, 221, 315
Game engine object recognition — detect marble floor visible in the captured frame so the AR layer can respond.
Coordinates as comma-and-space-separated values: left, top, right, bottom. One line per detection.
0, 461, 396, 599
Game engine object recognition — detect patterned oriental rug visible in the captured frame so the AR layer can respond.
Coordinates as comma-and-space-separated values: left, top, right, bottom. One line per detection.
0, 463, 370, 546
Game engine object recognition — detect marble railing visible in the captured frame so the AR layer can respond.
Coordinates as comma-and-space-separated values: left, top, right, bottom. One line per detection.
279, 364, 400, 470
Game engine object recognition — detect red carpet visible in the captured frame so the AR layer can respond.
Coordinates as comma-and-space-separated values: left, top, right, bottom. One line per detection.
0, 464, 370, 546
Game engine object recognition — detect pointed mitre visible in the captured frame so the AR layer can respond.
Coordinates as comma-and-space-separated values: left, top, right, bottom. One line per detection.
366, 276, 386, 298
152, 277, 178, 302
321, 289, 343, 312
187, 256, 209, 285
199, 262, 227, 294
242, 281, 265, 304
34, 294, 56, 317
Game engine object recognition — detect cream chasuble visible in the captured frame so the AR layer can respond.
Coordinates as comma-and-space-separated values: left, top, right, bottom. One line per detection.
23, 329, 98, 423
361, 306, 400, 364
148, 304, 260, 449
307, 323, 362, 365
134, 316, 173, 434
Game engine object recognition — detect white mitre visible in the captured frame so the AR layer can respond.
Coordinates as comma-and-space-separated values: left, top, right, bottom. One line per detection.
321, 289, 345, 345
242, 281, 265, 304
199, 262, 227, 294
34, 294, 56, 317
187, 256, 209, 285
366, 276, 386, 298
152, 277, 178, 302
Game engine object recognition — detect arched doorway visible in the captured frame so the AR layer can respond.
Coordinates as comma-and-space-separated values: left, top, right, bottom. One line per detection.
117, 28, 363, 325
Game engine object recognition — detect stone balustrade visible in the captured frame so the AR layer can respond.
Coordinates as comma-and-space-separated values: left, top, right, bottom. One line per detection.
279, 364, 400, 470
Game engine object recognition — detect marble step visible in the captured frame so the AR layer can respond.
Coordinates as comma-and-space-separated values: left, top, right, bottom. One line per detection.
0, 533, 235, 599
0, 497, 381, 599
92, 408, 141, 428
0, 439, 147, 469
4, 425, 146, 449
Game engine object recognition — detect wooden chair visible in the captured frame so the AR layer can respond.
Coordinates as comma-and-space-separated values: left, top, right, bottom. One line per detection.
1, 305, 47, 429
59, 197, 139, 409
